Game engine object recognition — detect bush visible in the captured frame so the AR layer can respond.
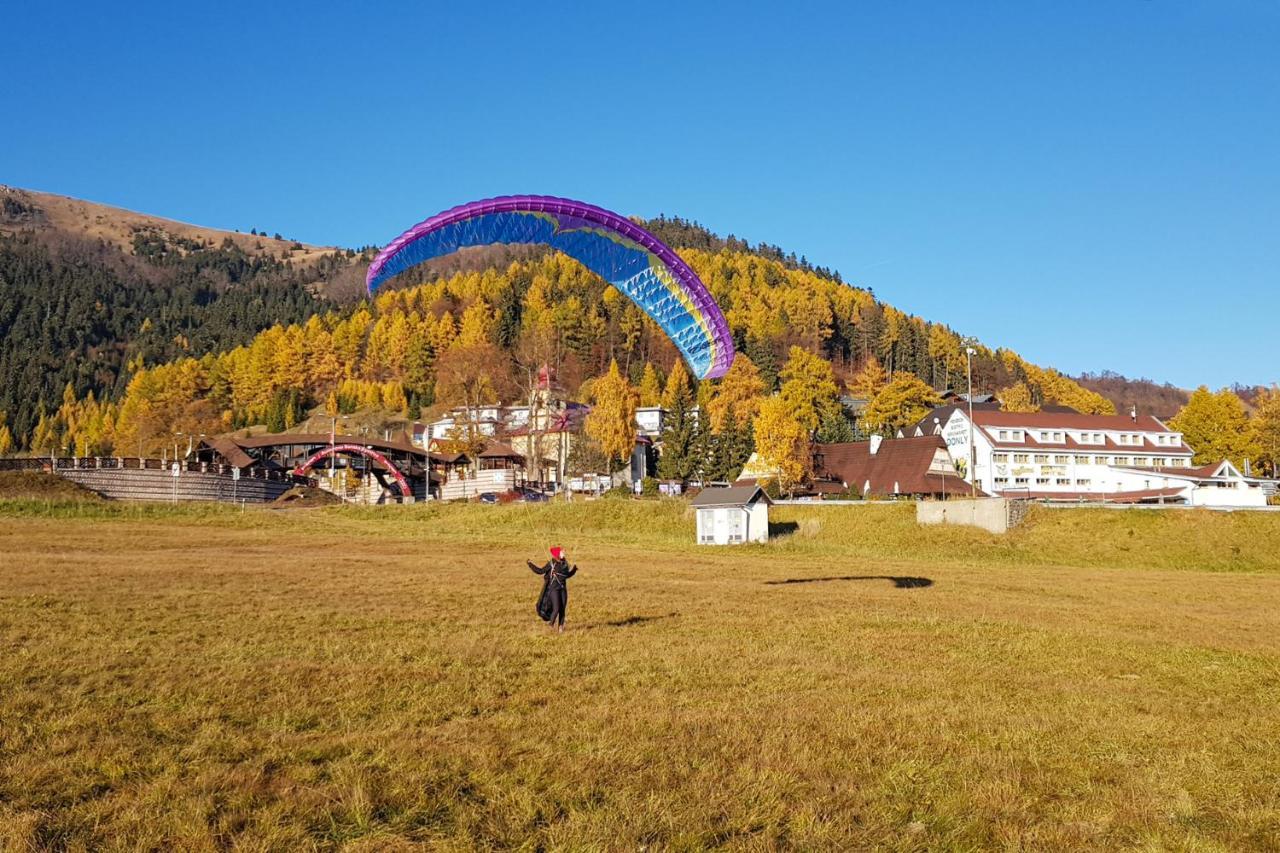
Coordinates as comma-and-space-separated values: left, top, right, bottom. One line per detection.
640, 477, 659, 497
603, 485, 633, 500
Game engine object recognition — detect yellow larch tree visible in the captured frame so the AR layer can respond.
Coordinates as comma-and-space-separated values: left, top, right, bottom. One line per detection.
999, 381, 1040, 413
846, 356, 888, 402
778, 346, 841, 434
752, 395, 810, 495
705, 354, 766, 432
863, 375, 944, 434
585, 359, 638, 475
637, 363, 663, 407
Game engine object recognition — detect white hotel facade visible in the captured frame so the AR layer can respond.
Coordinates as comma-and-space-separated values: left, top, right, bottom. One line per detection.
909, 407, 1264, 507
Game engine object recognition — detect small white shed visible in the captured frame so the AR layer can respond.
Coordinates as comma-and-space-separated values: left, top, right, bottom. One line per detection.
691, 485, 773, 545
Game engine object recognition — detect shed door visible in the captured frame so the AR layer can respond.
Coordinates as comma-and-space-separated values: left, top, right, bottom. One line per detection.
727, 509, 744, 543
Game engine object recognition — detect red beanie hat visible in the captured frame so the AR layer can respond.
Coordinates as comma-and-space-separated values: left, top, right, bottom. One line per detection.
550, 546, 563, 559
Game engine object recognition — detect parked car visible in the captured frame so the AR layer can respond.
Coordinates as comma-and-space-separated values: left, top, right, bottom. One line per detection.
517, 488, 549, 503
477, 492, 499, 504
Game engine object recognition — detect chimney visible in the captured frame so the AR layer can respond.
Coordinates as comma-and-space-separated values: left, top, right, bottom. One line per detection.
869, 434, 883, 455
1130, 404, 1137, 422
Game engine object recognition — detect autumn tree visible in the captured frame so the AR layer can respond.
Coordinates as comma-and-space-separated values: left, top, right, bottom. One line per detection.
999, 382, 1039, 413
585, 359, 638, 480
704, 355, 766, 433
637, 363, 663, 407
863, 375, 944, 434
846, 356, 888, 401
778, 346, 841, 435
1250, 386, 1280, 476
434, 342, 514, 449
1170, 386, 1258, 468
0, 411, 13, 457
752, 395, 809, 495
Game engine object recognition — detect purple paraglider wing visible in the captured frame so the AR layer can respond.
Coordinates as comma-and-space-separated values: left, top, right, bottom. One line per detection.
366, 195, 734, 379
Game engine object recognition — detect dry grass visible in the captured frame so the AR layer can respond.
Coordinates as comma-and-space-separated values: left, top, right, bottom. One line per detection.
1, 185, 336, 264
0, 471, 101, 502
1, 500, 1278, 849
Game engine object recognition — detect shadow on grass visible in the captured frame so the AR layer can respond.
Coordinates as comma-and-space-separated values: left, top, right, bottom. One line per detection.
764, 575, 934, 589
581, 612, 680, 630
768, 520, 801, 538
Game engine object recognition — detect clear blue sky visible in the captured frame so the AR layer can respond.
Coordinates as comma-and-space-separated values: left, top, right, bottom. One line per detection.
4, 2, 1277, 389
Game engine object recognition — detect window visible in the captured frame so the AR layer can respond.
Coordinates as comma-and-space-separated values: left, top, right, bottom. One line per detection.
993, 453, 1008, 462
1014, 454, 1029, 463
1036, 477, 1050, 485
1054, 455, 1070, 464
998, 430, 1009, 440
1053, 432, 1063, 442
1093, 433, 1103, 443
1094, 456, 1108, 465
1076, 478, 1091, 486
1014, 477, 1029, 484
1011, 430, 1023, 441
1034, 454, 1049, 463
1133, 457, 1148, 467
1039, 431, 1050, 441
994, 476, 1008, 484
1114, 457, 1130, 466
1074, 455, 1090, 464
1056, 478, 1071, 485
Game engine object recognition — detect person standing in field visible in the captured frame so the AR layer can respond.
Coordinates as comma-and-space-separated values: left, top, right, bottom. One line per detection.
528, 546, 577, 633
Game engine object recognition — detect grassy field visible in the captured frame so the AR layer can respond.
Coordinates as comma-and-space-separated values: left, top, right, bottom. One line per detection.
1, 498, 1278, 849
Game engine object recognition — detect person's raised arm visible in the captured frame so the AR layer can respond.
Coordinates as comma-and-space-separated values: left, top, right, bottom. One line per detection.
528, 560, 548, 574
566, 564, 578, 577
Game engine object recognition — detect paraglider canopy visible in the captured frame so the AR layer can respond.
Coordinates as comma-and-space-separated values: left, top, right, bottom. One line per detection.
366, 195, 734, 379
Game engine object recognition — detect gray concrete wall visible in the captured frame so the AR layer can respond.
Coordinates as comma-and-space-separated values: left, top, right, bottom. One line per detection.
916, 498, 1017, 534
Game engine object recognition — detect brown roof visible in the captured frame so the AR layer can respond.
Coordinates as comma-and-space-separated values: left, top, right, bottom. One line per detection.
203, 436, 254, 469
813, 436, 984, 497
478, 441, 525, 459
691, 484, 772, 508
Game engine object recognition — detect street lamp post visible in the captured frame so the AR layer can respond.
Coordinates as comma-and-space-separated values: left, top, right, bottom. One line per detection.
965, 346, 977, 498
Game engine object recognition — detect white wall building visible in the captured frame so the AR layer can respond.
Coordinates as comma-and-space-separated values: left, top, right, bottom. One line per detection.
916, 408, 1265, 507
691, 485, 772, 545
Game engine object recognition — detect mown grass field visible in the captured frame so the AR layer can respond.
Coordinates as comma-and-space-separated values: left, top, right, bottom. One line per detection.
1, 497, 1279, 850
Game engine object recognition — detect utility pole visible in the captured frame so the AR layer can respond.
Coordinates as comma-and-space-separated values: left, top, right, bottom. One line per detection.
966, 346, 977, 498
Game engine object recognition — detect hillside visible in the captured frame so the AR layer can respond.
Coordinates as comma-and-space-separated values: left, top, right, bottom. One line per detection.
4, 188, 1122, 457
0, 186, 338, 267
1073, 370, 1191, 420
0, 187, 372, 440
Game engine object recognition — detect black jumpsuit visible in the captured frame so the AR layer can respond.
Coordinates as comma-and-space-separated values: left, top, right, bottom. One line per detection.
528, 558, 577, 627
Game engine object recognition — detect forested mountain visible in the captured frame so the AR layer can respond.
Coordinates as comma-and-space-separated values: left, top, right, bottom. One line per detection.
4, 186, 1124, 460
0, 186, 366, 440
1073, 371, 1191, 421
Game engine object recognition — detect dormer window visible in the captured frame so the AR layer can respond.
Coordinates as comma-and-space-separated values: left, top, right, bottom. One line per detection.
999, 430, 1009, 440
